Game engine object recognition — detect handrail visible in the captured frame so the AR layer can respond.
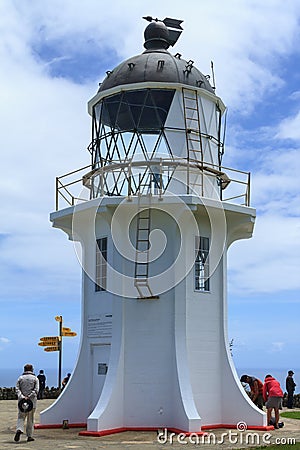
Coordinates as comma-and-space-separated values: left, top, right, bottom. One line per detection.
55, 158, 251, 210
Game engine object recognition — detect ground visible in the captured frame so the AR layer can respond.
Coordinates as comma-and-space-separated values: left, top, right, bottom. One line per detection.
1, 399, 299, 449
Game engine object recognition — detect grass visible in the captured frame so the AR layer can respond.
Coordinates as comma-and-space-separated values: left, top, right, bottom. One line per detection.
281, 411, 300, 419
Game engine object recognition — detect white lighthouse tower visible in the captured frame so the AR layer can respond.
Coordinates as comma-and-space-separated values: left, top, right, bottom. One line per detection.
40, 17, 267, 434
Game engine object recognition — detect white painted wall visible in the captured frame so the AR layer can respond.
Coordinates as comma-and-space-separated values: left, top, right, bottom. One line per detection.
42, 197, 265, 432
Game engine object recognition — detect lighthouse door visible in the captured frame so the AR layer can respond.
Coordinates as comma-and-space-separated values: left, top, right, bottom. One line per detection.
91, 343, 110, 409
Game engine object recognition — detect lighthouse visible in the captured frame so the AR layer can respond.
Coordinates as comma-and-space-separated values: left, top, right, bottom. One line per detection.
40, 17, 267, 434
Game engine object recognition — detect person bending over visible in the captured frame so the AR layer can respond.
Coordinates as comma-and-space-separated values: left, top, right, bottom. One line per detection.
263, 374, 283, 429
240, 375, 264, 410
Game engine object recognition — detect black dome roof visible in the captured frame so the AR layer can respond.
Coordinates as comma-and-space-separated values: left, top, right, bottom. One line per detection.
98, 20, 214, 94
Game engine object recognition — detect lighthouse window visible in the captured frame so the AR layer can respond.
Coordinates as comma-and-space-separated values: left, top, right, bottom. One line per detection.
95, 237, 107, 292
100, 89, 175, 132
195, 236, 210, 292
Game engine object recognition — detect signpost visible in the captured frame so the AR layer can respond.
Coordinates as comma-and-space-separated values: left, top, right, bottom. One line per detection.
38, 341, 59, 347
38, 316, 77, 390
39, 338, 60, 342
44, 346, 60, 352
55, 315, 63, 392
62, 331, 77, 337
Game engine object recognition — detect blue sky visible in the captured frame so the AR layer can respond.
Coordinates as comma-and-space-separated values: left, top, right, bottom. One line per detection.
0, 0, 299, 381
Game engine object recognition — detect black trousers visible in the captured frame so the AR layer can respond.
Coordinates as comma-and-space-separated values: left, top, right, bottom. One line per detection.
287, 391, 294, 408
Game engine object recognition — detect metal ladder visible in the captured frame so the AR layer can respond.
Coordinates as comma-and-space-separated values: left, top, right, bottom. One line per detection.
134, 179, 159, 299
182, 87, 204, 194
182, 87, 203, 162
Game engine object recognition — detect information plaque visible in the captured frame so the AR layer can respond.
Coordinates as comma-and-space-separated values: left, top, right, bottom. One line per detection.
87, 314, 112, 338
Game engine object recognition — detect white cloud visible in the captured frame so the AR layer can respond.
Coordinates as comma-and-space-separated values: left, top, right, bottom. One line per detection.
0, 337, 11, 351
227, 135, 300, 295
270, 342, 285, 353
251, 147, 300, 214
276, 111, 300, 140
228, 214, 300, 295
7, 0, 300, 109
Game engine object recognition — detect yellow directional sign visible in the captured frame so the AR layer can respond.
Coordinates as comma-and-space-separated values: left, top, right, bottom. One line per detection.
39, 340, 59, 347
44, 346, 59, 352
62, 331, 77, 337
62, 327, 71, 332
40, 336, 59, 341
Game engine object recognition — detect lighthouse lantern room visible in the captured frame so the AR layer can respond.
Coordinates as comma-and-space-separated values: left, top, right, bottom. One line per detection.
40, 17, 266, 434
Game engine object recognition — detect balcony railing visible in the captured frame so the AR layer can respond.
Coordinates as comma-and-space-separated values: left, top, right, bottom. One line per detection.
55, 158, 251, 211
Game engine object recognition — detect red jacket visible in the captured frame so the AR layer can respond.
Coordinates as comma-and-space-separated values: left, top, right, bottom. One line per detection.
263, 376, 283, 401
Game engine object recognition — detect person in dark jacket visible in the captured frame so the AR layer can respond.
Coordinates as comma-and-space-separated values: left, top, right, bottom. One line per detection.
37, 370, 46, 400
62, 372, 71, 390
240, 375, 264, 410
14, 364, 39, 443
286, 370, 296, 409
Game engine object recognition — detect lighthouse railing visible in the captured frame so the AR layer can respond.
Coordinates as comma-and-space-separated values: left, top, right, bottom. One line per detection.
55, 158, 251, 210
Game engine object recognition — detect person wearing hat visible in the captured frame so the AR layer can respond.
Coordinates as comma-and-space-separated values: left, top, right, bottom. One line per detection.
286, 370, 296, 409
37, 369, 46, 399
14, 363, 39, 443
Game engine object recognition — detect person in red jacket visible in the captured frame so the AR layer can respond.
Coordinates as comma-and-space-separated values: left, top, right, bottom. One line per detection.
263, 374, 283, 429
